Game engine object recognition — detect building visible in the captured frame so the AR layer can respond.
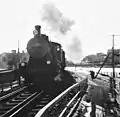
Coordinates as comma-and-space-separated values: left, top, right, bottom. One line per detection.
107, 49, 120, 64
11, 50, 16, 54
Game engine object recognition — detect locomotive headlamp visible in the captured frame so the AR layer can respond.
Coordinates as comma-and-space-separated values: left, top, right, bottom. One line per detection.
110, 98, 115, 102
21, 63, 25, 66
57, 46, 60, 51
47, 60, 51, 64
33, 30, 38, 36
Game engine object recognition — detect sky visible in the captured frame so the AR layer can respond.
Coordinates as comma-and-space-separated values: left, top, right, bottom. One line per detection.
0, 0, 120, 62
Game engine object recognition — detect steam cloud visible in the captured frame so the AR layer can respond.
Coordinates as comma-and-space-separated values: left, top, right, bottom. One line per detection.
40, 2, 82, 62
40, 2, 74, 35
67, 36, 82, 63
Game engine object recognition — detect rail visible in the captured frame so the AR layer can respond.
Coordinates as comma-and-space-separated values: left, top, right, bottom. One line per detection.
0, 86, 27, 101
0, 69, 13, 72
35, 78, 88, 117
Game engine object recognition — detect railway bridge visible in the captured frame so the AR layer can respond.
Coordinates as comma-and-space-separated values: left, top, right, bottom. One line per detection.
0, 69, 120, 117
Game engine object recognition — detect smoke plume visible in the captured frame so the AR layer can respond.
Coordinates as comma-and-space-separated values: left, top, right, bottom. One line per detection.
66, 36, 82, 63
40, 2, 74, 35
40, 2, 82, 62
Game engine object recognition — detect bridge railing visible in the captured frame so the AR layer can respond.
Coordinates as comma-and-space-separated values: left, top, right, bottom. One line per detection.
0, 69, 22, 93
35, 78, 88, 117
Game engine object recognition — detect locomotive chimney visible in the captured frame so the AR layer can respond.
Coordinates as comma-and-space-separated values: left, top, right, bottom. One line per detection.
34, 25, 41, 36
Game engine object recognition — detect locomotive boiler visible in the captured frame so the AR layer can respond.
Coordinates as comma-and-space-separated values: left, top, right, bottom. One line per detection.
20, 25, 74, 95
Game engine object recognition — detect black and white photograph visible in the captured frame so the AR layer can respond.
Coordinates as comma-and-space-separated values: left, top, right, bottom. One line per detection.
0, 0, 120, 117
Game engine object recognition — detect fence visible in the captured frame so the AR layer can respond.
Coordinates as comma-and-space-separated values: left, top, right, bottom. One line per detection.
0, 70, 23, 92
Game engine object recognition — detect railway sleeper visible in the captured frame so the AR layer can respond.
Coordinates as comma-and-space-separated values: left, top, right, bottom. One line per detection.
0, 89, 37, 117
1, 91, 52, 117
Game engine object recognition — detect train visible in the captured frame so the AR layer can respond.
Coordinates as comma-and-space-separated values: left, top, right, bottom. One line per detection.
20, 25, 75, 96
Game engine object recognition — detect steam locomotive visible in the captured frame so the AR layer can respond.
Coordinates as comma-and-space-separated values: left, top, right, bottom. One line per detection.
20, 25, 75, 95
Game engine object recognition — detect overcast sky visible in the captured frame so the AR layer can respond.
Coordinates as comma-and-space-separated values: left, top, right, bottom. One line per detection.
0, 0, 120, 62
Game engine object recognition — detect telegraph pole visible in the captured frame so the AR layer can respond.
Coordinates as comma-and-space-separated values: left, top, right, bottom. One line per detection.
18, 40, 20, 54
111, 34, 120, 79
110, 34, 120, 98
17, 40, 21, 86
17, 40, 20, 64
112, 34, 115, 79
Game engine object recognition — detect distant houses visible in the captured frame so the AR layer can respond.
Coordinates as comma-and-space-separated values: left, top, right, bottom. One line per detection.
81, 49, 120, 66
0, 50, 29, 69
81, 53, 107, 64
0, 48, 120, 69
107, 49, 120, 64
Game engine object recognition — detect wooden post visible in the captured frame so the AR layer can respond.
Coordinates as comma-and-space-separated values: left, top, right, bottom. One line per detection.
90, 101, 96, 117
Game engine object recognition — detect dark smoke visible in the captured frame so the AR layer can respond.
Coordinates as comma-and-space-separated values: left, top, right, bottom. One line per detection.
40, 2, 74, 35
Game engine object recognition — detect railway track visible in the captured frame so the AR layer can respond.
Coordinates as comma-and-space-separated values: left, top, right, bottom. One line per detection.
0, 86, 31, 117
0, 85, 54, 117
0, 77, 88, 117
35, 79, 88, 117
